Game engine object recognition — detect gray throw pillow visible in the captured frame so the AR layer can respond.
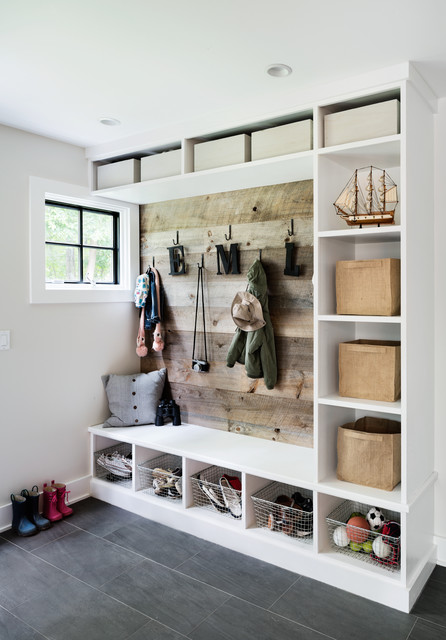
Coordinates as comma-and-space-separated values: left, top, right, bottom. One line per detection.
102, 369, 166, 427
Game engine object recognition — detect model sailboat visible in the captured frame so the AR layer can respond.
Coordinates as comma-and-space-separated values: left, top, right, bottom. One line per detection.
334, 166, 398, 227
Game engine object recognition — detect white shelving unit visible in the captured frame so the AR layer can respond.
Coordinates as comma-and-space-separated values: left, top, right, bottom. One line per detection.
88, 67, 437, 612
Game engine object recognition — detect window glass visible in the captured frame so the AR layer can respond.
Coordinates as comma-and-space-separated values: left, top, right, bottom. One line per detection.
83, 211, 114, 248
45, 244, 80, 282
83, 248, 114, 283
45, 205, 79, 244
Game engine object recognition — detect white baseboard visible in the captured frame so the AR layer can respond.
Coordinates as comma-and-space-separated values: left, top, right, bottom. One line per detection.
0, 475, 91, 533
434, 534, 446, 566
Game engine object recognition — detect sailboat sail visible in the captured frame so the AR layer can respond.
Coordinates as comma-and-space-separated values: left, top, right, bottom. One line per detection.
334, 166, 398, 226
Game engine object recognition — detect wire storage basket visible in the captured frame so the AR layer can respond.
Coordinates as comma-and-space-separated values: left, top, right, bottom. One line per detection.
94, 442, 133, 488
326, 500, 401, 573
251, 482, 313, 544
191, 466, 242, 520
137, 453, 182, 500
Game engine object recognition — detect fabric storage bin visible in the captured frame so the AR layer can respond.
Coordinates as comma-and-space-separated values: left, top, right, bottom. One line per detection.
251, 120, 313, 160
326, 499, 401, 573
251, 481, 313, 544
190, 465, 242, 519
337, 417, 401, 490
137, 453, 182, 499
194, 134, 251, 171
97, 159, 140, 189
140, 150, 181, 181
94, 442, 132, 487
324, 99, 400, 147
336, 259, 400, 316
339, 340, 401, 402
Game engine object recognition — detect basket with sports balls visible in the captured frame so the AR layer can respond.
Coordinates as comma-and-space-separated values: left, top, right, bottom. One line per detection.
251, 482, 313, 544
326, 500, 401, 572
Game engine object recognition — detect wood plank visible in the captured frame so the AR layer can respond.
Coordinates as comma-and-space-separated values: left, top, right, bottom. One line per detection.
141, 180, 313, 232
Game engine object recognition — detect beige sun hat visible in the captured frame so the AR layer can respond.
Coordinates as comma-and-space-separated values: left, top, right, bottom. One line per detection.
231, 291, 266, 331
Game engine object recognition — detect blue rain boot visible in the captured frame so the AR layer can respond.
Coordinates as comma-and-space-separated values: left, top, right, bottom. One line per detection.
10, 494, 38, 536
21, 486, 52, 531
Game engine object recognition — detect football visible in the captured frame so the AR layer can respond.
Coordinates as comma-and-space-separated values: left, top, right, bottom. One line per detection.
366, 507, 385, 532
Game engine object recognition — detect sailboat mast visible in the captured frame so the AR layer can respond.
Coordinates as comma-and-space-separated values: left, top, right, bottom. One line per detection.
354, 169, 358, 215
382, 169, 386, 212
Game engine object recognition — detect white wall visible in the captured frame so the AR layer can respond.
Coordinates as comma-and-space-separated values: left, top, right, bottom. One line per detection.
434, 100, 446, 563
0, 125, 139, 519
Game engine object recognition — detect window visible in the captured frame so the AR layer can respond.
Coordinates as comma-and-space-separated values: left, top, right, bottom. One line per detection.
45, 201, 119, 285
30, 177, 139, 304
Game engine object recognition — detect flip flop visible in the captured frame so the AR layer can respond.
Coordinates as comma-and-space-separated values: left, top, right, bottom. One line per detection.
219, 476, 242, 519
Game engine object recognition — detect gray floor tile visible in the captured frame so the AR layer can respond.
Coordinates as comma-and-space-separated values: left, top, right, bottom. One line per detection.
430, 565, 446, 585
105, 517, 212, 568
101, 559, 230, 635
0, 607, 47, 639
176, 543, 298, 608
409, 619, 446, 639
126, 618, 187, 639
412, 578, 446, 628
12, 576, 147, 640
32, 528, 144, 588
67, 497, 143, 537
270, 576, 416, 640
189, 596, 331, 640
0, 537, 68, 611
1, 518, 77, 551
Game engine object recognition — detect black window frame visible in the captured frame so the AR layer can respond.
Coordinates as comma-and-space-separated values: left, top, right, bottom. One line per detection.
45, 200, 120, 285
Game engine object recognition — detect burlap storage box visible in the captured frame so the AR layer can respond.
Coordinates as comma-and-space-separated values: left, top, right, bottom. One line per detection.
337, 417, 401, 490
336, 259, 400, 316
339, 340, 401, 402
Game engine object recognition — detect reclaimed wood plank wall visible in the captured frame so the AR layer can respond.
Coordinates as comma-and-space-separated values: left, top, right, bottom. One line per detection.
140, 180, 314, 447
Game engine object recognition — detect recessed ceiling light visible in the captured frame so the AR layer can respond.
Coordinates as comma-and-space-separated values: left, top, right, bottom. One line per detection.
99, 117, 121, 126
267, 64, 293, 78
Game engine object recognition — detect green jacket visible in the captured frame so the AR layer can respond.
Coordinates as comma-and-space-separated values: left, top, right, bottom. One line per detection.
226, 259, 277, 390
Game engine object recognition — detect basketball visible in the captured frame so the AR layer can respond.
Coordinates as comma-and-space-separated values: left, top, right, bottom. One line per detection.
346, 516, 370, 543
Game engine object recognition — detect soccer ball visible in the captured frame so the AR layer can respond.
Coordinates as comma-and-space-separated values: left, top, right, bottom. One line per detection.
366, 507, 385, 532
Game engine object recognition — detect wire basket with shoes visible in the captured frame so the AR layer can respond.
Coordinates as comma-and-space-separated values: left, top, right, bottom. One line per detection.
251, 482, 313, 544
191, 466, 242, 520
94, 442, 133, 488
137, 454, 182, 500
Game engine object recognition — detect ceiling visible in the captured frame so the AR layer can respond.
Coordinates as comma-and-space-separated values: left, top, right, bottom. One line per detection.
2, 0, 446, 151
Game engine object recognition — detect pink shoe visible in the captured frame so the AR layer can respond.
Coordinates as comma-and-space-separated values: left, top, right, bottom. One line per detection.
51, 481, 73, 517
42, 484, 63, 522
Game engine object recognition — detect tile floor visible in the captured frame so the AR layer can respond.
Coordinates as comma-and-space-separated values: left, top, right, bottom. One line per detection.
0, 497, 445, 640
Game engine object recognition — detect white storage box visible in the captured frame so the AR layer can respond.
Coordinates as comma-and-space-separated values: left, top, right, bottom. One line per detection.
251, 120, 313, 160
194, 134, 251, 172
97, 159, 140, 189
140, 150, 182, 181
324, 99, 400, 147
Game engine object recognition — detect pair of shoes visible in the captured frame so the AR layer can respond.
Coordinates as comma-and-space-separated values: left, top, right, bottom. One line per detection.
97, 452, 132, 479
198, 475, 242, 519
219, 476, 242, 519
10, 486, 52, 537
152, 467, 182, 498
43, 482, 73, 522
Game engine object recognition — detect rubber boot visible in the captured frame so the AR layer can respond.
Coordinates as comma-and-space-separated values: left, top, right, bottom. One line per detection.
42, 484, 63, 522
10, 494, 38, 536
52, 482, 73, 517
21, 486, 52, 531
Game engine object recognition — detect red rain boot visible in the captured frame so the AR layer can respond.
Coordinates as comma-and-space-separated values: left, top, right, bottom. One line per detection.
42, 484, 63, 522
52, 482, 73, 517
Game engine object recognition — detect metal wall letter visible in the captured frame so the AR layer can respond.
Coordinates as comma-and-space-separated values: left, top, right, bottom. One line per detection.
168, 245, 186, 275
284, 242, 300, 277
215, 243, 240, 275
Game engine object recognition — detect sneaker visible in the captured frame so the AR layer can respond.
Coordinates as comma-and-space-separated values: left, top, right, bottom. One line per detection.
198, 480, 228, 513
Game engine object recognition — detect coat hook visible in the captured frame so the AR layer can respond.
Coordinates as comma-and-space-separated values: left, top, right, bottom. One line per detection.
225, 224, 232, 241
152, 256, 155, 268
259, 249, 262, 261
288, 219, 294, 236
172, 230, 179, 245
197, 254, 204, 268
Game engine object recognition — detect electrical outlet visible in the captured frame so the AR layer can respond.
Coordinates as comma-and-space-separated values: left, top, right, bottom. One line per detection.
0, 331, 10, 350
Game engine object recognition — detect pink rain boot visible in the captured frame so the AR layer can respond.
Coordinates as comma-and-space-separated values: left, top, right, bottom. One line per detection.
42, 484, 63, 522
52, 482, 73, 517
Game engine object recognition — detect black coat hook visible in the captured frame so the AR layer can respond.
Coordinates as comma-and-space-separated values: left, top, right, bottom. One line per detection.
173, 230, 179, 245
225, 224, 232, 241
259, 249, 262, 261
288, 219, 294, 236
152, 256, 155, 268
